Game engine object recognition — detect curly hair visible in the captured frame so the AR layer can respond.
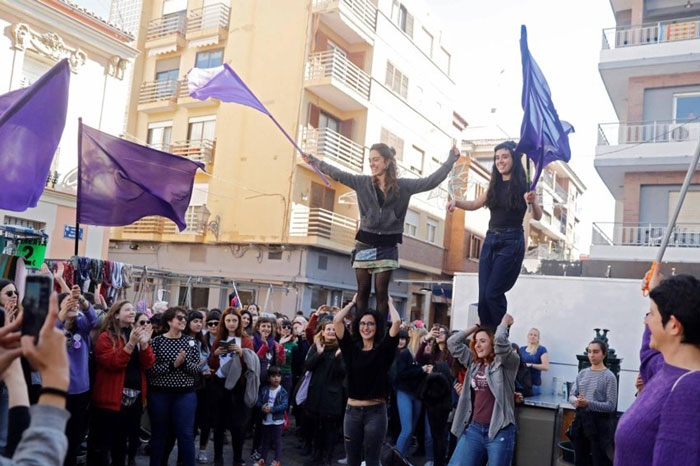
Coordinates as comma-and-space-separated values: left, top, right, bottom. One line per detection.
469, 328, 496, 365
484, 140, 528, 211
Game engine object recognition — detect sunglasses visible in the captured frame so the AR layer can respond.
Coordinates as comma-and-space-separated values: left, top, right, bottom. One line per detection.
207, 321, 219, 327
174, 315, 186, 321
138, 320, 150, 326
4, 290, 17, 297
281, 324, 292, 329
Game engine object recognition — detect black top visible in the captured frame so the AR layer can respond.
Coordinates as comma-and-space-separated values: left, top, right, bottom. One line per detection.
148, 335, 200, 393
355, 230, 402, 247
122, 329, 141, 390
338, 331, 399, 400
488, 181, 527, 230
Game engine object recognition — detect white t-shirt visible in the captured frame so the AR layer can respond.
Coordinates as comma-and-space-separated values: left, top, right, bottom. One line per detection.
215, 336, 241, 379
262, 386, 284, 426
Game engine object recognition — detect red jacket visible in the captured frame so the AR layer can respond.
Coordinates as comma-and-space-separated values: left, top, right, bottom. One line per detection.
92, 331, 155, 411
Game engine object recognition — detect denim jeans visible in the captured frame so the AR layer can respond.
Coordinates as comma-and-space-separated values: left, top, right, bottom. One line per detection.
395, 390, 433, 459
532, 384, 541, 396
344, 404, 387, 466
478, 228, 525, 328
148, 391, 197, 466
448, 422, 516, 466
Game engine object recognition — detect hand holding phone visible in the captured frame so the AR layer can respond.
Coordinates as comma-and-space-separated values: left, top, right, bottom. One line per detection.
22, 275, 53, 341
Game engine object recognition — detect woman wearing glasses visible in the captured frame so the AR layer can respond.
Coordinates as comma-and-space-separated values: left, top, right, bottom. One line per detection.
0, 279, 19, 324
334, 295, 401, 466
148, 307, 201, 466
90, 300, 154, 466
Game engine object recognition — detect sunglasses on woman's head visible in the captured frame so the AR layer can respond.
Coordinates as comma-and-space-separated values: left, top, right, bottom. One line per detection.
206, 321, 219, 327
4, 290, 17, 297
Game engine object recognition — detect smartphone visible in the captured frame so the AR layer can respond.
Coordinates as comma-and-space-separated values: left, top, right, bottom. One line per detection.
22, 274, 53, 339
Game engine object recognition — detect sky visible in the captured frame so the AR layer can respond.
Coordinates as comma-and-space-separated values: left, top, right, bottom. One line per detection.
428, 0, 618, 254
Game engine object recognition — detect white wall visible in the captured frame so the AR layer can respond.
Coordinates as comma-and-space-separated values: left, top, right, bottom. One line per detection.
452, 273, 651, 411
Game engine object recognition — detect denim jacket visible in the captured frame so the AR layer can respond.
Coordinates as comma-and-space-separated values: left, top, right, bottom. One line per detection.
311, 151, 458, 236
255, 385, 289, 422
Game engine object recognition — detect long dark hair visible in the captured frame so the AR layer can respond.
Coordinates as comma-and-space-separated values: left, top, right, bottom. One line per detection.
186, 309, 209, 351
351, 309, 386, 347
370, 143, 399, 196
484, 141, 528, 210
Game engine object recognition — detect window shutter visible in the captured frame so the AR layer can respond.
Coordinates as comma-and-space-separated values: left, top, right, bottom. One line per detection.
405, 13, 414, 38
385, 62, 394, 87
308, 103, 320, 128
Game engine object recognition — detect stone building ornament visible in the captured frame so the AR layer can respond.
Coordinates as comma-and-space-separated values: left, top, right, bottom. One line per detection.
12, 23, 87, 72
108, 55, 128, 80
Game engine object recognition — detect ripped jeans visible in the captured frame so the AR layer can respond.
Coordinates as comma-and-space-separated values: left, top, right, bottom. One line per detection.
448, 422, 516, 466
343, 404, 387, 466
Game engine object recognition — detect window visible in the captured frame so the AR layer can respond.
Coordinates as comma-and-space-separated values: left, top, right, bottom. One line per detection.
268, 251, 282, 260
404, 209, 419, 237
437, 47, 451, 75
155, 57, 180, 97
147, 121, 173, 151
385, 62, 409, 99
410, 292, 424, 322
195, 49, 224, 69
674, 92, 700, 123
380, 127, 404, 160
178, 287, 209, 309
319, 112, 340, 133
19, 56, 50, 88
4, 216, 45, 231
468, 235, 483, 260
426, 218, 438, 244
392, 1, 414, 37
188, 116, 216, 142
318, 255, 328, 270
408, 145, 425, 174
161, 0, 186, 34
418, 27, 433, 57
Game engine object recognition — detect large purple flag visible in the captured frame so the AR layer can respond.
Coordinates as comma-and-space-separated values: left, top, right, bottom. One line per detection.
514, 26, 574, 190
0, 59, 69, 211
188, 64, 331, 186
77, 123, 204, 231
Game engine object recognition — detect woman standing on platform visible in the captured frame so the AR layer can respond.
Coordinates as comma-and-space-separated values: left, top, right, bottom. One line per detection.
303, 145, 460, 318
448, 141, 542, 328
519, 328, 549, 396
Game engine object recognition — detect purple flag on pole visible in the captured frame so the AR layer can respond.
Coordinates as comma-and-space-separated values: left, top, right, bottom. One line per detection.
0, 59, 69, 211
188, 64, 331, 186
514, 26, 574, 190
77, 123, 204, 231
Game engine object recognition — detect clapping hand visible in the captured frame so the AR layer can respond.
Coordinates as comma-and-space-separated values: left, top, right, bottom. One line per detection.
173, 349, 186, 368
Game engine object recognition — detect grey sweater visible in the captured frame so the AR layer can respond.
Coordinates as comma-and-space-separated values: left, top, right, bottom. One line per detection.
312, 151, 459, 236
3, 404, 69, 466
447, 324, 519, 439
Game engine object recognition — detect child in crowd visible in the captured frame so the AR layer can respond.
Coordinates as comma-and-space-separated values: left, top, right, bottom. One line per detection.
255, 366, 288, 466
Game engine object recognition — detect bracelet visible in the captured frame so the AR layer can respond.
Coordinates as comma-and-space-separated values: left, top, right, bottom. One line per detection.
39, 387, 68, 399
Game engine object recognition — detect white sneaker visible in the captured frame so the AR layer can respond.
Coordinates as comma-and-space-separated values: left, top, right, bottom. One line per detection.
337, 459, 348, 465
197, 450, 208, 463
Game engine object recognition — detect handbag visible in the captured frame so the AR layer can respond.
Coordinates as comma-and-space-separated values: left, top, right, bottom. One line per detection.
294, 371, 312, 405
121, 387, 141, 407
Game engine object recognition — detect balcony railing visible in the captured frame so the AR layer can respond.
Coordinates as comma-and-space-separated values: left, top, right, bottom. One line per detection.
170, 139, 215, 164
592, 222, 700, 247
597, 121, 700, 146
139, 79, 179, 104
526, 244, 566, 261
146, 12, 186, 41
554, 182, 568, 201
289, 205, 357, 245
312, 0, 378, 32
602, 16, 700, 49
187, 3, 230, 33
305, 49, 371, 100
122, 205, 210, 236
299, 126, 364, 172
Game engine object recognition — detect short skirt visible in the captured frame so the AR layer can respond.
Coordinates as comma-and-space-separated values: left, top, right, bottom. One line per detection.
351, 242, 399, 274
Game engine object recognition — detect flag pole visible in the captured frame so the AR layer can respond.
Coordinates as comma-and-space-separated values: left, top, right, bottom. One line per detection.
231, 280, 242, 309
75, 118, 83, 258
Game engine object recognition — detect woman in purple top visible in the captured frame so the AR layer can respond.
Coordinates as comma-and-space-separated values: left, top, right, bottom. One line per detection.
614, 272, 700, 466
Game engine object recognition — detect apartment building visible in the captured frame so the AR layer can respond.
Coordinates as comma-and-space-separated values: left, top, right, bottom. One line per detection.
0, 0, 138, 259
108, 0, 467, 322
593, 0, 700, 275
461, 136, 586, 266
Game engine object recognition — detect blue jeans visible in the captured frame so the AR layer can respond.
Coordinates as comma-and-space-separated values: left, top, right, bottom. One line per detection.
448, 422, 516, 466
478, 229, 525, 328
395, 390, 433, 459
148, 391, 197, 466
532, 384, 541, 396
344, 404, 387, 466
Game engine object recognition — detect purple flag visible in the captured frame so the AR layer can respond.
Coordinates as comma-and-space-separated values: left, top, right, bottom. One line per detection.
77, 123, 204, 231
0, 59, 69, 211
514, 26, 574, 190
188, 64, 331, 186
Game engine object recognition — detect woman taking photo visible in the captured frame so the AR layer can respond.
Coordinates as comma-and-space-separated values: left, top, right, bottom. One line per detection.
614, 272, 700, 466
304, 321, 346, 466
519, 328, 549, 396
446, 314, 519, 466
567, 340, 617, 466
90, 300, 154, 466
333, 294, 401, 466
148, 307, 200, 466
448, 141, 542, 328
208, 307, 254, 466
303, 145, 459, 318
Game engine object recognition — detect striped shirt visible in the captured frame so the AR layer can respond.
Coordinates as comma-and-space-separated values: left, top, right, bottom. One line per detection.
568, 368, 617, 412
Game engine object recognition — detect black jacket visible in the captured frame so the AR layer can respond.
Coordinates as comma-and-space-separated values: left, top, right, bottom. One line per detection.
304, 345, 346, 416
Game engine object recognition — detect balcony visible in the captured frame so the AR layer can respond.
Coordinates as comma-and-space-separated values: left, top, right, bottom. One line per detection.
145, 12, 187, 54
590, 221, 700, 262
526, 244, 566, 261
600, 17, 700, 117
177, 80, 220, 108
288, 205, 357, 253
186, 3, 230, 47
305, 50, 370, 110
170, 139, 215, 165
298, 126, 364, 172
137, 79, 179, 112
595, 121, 700, 198
312, 0, 377, 45
115, 205, 211, 241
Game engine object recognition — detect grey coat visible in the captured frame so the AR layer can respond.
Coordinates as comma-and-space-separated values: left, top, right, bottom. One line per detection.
447, 324, 519, 439
311, 152, 458, 236
221, 348, 260, 407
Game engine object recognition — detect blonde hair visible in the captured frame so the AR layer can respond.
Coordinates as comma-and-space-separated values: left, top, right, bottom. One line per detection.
408, 327, 427, 356
526, 327, 541, 355
314, 321, 338, 349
